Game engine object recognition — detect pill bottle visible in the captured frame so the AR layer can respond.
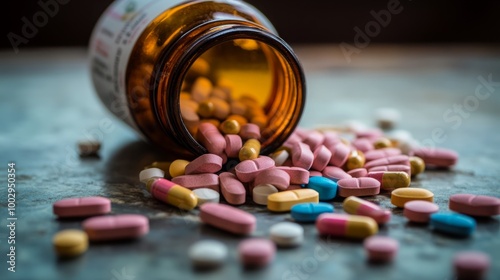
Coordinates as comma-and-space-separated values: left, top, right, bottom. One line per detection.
89, 0, 305, 157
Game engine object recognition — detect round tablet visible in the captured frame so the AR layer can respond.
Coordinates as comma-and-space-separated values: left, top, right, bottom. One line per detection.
269, 222, 304, 247
193, 188, 220, 206
238, 238, 275, 267
188, 240, 228, 268
364, 236, 399, 262
53, 229, 88, 258
252, 184, 279, 205
139, 168, 165, 184
404, 200, 439, 223
453, 251, 490, 280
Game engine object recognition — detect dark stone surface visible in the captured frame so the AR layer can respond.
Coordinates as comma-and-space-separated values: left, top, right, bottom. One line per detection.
0, 46, 499, 280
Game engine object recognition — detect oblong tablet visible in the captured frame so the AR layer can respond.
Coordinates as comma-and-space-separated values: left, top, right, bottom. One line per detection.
276, 166, 310, 185
449, 194, 500, 217
267, 189, 319, 212
219, 172, 246, 205
430, 213, 476, 237
413, 147, 458, 168
364, 155, 409, 169
238, 238, 275, 267
199, 203, 256, 235
171, 173, 220, 192
235, 156, 275, 182
391, 188, 434, 208
322, 166, 352, 182
53, 229, 88, 258
53, 197, 111, 218
185, 154, 223, 175
337, 178, 381, 197
253, 168, 290, 191
291, 202, 334, 222
364, 148, 401, 162
82, 214, 149, 241
316, 213, 378, 239
307, 176, 338, 201
403, 200, 439, 223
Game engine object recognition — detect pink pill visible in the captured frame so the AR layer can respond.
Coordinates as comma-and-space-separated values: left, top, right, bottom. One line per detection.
185, 154, 223, 175
287, 184, 303, 190
311, 145, 332, 171
356, 128, 384, 139
347, 168, 368, 178
352, 138, 374, 153
413, 147, 458, 168
239, 123, 261, 140
82, 214, 149, 241
309, 170, 323, 177
453, 251, 490, 280
364, 148, 401, 162
253, 168, 290, 191
403, 200, 439, 223
224, 134, 243, 158
303, 130, 325, 151
291, 142, 314, 170
53, 197, 111, 218
327, 142, 350, 167
322, 166, 352, 181
364, 236, 399, 262
364, 155, 409, 169
449, 194, 500, 217
337, 177, 380, 197
293, 127, 309, 140
276, 166, 310, 185
235, 156, 275, 182
199, 203, 256, 235
368, 164, 411, 175
219, 172, 246, 205
238, 238, 275, 267
171, 173, 220, 192
322, 131, 341, 147
198, 122, 226, 155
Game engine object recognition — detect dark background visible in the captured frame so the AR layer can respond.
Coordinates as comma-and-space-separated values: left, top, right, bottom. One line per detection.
2, 0, 500, 51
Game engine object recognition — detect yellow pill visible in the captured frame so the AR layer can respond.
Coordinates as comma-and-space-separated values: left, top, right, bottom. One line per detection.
391, 188, 434, 208
227, 114, 248, 126
169, 159, 190, 178
409, 156, 425, 177
53, 229, 88, 258
197, 100, 215, 118
373, 137, 393, 149
346, 150, 366, 171
239, 139, 261, 161
267, 189, 319, 212
220, 119, 241, 135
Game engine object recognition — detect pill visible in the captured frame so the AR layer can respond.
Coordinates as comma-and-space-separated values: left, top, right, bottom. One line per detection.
403, 200, 439, 223
352, 138, 374, 153
303, 130, 325, 151
169, 159, 190, 178
219, 119, 241, 135
267, 189, 319, 212
209, 97, 230, 120
224, 134, 242, 158
413, 147, 458, 168
270, 149, 290, 166
356, 128, 384, 139
291, 142, 314, 170
453, 251, 490, 280
235, 156, 275, 182
77, 140, 101, 156
148, 161, 172, 174
197, 122, 226, 155
276, 166, 310, 185
337, 177, 380, 197
239, 123, 261, 140
311, 145, 332, 171
346, 150, 366, 171
181, 104, 200, 135
366, 171, 410, 191
291, 202, 334, 222
230, 101, 247, 116
193, 188, 220, 205
364, 155, 409, 169
429, 213, 476, 237
374, 107, 401, 130
364, 148, 401, 162
347, 168, 368, 178
83, 214, 149, 241
239, 139, 261, 161
368, 164, 411, 175
309, 170, 323, 177
364, 236, 398, 262
373, 137, 393, 149
238, 238, 275, 267
409, 156, 425, 176
146, 177, 198, 210
253, 168, 289, 190
211, 86, 231, 100
316, 213, 378, 239
328, 142, 350, 167
343, 196, 391, 224
226, 114, 248, 126
307, 176, 337, 201
53, 196, 111, 218
219, 172, 246, 205
191, 77, 212, 103
391, 188, 434, 208
185, 154, 222, 175
251, 114, 268, 130
188, 240, 228, 268
322, 131, 341, 147
269, 222, 304, 247
449, 194, 500, 217
322, 166, 352, 182
139, 168, 165, 183
253, 184, 279, 205
171, 173, 220, 192
53, 229, 88, 258
197, 100, 215, 118
199, 203, 256, 235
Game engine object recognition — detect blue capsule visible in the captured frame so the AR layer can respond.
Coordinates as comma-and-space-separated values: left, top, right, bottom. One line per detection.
430, 213, 476, 237
306, 176, 337, 201
291, 202, 334, 222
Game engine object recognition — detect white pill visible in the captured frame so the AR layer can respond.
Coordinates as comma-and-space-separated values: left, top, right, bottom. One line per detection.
252, 184, 278, 205
77, 140, 101, 156
193, 188, 220, 206
271, 150, 289, 166
375, 108, 401, 129
139, 168, 165, 183
269, 222, 304, 247
188, 240, 227, 268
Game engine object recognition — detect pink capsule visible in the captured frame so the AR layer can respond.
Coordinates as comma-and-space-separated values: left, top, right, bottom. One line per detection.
343, 196, 391, 224
413, 147, 458, 168
316, 213, 378, 239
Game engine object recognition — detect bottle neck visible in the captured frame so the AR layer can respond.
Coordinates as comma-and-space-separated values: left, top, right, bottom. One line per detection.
153, 21, 306, 156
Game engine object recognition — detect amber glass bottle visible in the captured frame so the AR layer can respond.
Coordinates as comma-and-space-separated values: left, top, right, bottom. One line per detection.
89, 0, 305, 157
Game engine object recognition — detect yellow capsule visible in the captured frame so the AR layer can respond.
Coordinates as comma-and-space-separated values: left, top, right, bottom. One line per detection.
267, 189, 319, 212
220, 119, 241, 135
346, 150, 365, 171
226, 114, 248, 126
367, 171, 410, 190
53, 229, 88, 258
197, 100, 215, 118
317, 213, 378, 239
239, 139, 261, 161
373, 137, 393, 149
391, 188, 434, 208
409, 156, 425, 177
169, 159, 190, 178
